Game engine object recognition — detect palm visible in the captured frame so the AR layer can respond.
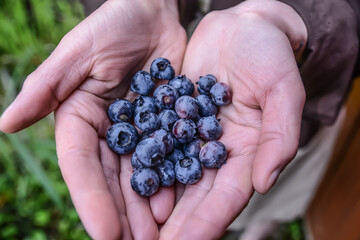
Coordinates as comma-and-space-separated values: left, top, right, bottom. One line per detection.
0, 0, 186, 239
161, 11, 305, 239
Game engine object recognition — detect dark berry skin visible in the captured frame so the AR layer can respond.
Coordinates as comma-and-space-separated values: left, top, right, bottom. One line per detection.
172, 119, 197, 143
197, 116, 223, 140
134, 111, 160, 132
196, 95, 218, 117
175, 157, 202, 184
158, 109, 179, 132
155, 160, 175, 187
135, 138, 166, 167
173, 137, 185, 150
106, 122, 139, 154
166, 148, 185, 165
197, 74, 217, 95
183, 138, 206, 158
132, 96, 157, 116
149, 129, 174, 154
131, 152, 144, 171
175, 96, 199, 119
153, 85, 179, 110
199, 140, 227, 168
130, 71, 156, 95
210, 82, 232, 106
108, 99, 134, 123
168, 75, 194, 96
130, 168, 160, 197
150, 57, 175, 80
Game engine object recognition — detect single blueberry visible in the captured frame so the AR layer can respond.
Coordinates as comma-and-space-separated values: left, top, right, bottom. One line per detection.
158, 109, 179, 132
183, 138, 206, 158
196, 95, 218, 117
106, 122, 139, 154
134, 111, 160, 132
168, 75, 194, 96
175, 96, 199, 119
130, 71, 156, 95
172, 119, 197, 143
134, 138, 166, 167
166, 148, 185, 165
131, 152, 144, 171
175, 157, 202, 184
153, 85, 179, 110
199, 140, 227, 168
197, 74, 217, 95
150, 57, 175, 80
132, 96, 157, 116
108, 99, 134, 123
210, 82, 232, 106
130, 168, 160, 197
149, 129, 174, 154
197, 116, 223, 140
155, 160, 176, 187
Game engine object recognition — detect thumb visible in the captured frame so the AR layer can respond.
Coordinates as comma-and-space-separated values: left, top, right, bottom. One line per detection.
0, 25, 91, 133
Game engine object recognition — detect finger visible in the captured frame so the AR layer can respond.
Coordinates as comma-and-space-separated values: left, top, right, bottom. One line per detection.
120, 154, 160, 240
160, 168, 217, 239
169, 119, 256, 239
99, 140, 132, 240
150, 185, 175, 224
252, 72, 305, 194
56, 106, 122, 240
0, 20, 92, 133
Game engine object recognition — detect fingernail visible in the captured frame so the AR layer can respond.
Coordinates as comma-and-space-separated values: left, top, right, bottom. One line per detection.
266, 168, 281, 192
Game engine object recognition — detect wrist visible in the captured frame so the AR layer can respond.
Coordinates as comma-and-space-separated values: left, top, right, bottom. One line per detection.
231, 0, 308, 57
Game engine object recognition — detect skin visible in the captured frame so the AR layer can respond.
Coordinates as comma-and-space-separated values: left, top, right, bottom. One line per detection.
0, 0, 186, 239
0, 0, 307, 239
160, 0, 307, 239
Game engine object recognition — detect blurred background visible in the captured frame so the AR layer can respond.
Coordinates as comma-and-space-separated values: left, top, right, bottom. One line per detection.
0, 0, 90, 239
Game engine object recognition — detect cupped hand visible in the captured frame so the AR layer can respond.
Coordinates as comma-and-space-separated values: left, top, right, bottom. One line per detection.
0, 0, 186, 239
160, 1, 307, 239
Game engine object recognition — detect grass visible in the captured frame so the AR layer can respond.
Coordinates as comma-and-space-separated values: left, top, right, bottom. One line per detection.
0, 0, 90, 239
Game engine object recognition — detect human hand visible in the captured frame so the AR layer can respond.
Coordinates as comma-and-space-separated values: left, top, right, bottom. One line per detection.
0, 0, 186, 239
160, 0, 307, 239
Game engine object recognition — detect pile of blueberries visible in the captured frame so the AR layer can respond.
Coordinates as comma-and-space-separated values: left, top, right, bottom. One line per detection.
106, 57, 232, 197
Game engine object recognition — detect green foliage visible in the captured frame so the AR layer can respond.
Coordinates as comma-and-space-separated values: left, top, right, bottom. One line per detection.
0, 0, 90, 239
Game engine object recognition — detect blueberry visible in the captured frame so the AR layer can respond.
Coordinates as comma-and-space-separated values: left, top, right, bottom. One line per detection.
150, 129, 174, 154
131, 152, 144, 170
183, 138, 205, 158
134, 138, 166, 167
132, 96, 157, 116
158, 109, 179, 131
155, 160, 176, 187
199, 140, 227, 168
197, 74, 217, 95
197, 116, 223, 140
175, 96, 199, 119
134, 111, 160, 132
107, 99, 134, 123
173, 137, 185, 150
175, 157, 202, 184
153, 85, 179, 110
166, 148, 185, 165
210, 82, 232, 106
130, 71, 156, 95
172, 119, 197, 143
168, 75, 194, 96
196, 95, 218, 117
106, 122, 139, 154
130, 168, 160, 197
150, 57, 175, 80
